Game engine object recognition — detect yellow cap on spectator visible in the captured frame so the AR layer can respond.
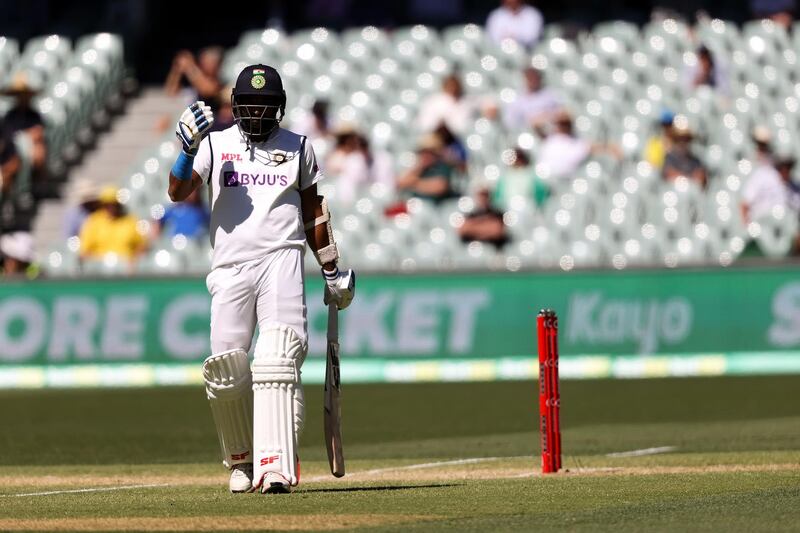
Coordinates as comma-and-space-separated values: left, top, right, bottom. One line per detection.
98, 186, 119, 204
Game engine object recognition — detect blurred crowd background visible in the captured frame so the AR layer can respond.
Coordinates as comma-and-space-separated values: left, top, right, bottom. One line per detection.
1, 0, 800, 279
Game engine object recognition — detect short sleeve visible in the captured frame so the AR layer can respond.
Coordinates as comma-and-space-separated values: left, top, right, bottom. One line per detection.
192, 135, 213, 182
741, 171, 762, 205
299, 137, 324, 190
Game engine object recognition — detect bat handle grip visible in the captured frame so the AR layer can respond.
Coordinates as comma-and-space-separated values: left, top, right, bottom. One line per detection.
327, 302, 338, 342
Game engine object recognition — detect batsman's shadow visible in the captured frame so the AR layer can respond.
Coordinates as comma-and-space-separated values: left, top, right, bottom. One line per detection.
300, 483, 458, 494
210, 161, 254, 247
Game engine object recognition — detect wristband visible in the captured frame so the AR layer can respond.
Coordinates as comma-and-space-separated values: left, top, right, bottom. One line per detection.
171, 151, 195, 181
322, 265, 339, 281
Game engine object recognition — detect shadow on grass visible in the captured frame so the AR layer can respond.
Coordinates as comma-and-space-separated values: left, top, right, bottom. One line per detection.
300, 483, 458, 494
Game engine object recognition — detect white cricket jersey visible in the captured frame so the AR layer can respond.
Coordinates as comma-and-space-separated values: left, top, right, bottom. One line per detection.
192, 125, 323, 269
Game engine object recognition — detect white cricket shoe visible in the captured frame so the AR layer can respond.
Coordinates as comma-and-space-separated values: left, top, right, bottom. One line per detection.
260, 472, 292, 494
229, 463, 253, 493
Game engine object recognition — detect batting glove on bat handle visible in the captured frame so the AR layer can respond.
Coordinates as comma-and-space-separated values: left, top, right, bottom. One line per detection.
175, 101, 214, 155
323, 267, 356, 310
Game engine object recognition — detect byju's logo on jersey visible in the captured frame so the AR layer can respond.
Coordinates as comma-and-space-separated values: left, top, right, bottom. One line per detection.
223, 170, 289, 187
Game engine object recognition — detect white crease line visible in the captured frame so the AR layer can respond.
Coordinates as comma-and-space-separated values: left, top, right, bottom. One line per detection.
1, 483, 171, 498
606, 446, 677, 458
305, 457, 507, 483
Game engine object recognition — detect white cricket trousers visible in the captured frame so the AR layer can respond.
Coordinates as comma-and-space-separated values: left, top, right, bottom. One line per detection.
206, 246, 308, 354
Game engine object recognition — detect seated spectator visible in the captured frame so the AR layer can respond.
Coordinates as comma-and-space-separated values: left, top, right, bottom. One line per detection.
663, 124, 707, 188
741, 151, 800, 223
2, 71, 50, 196
417, 74, 477, 135
536, 110, 591, 179
643, 109, 675, 170
0, 122, 22, 234
294, 100, 334, 161
459, 187, 509, 249
208, 86, 235, 133
79, 186, 146, 264
435, 123, 468, 173
359, 135, 395, 191
63, 179, 100, 238
683, 46, 729, 97
397, 134, 456, 203
326, 126, 370, 205
493, 148, 550, 211
0, 231, 34, 278
486, 0, 544, 49
752, 125, 774, 167
165, 47, 224, 112
0, 123, 20, 197
159, 187, 209, 240
751, 0, 795, 29
502, 67, 561, 132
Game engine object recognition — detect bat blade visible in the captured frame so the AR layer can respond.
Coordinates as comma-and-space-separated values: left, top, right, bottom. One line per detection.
324, 304, 345, 477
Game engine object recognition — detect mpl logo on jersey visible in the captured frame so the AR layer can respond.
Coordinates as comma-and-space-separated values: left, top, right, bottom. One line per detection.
223, 170, 289, 187
221, 153, 242, 161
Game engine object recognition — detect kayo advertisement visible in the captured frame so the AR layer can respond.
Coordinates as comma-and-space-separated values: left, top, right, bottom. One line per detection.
1, 266, 799, 366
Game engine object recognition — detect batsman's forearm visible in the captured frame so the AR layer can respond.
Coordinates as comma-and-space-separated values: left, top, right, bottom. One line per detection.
305, 223, 336, 271
168, 174, 193, 202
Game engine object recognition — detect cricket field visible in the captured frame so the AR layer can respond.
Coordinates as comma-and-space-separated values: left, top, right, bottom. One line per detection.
0, 375, 798, 531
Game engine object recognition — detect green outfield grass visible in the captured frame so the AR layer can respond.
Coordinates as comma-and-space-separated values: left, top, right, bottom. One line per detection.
0, 376, 799, 531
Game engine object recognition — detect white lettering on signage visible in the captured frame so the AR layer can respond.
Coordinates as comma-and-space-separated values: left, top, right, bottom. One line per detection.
769, 282, 800, 346
568, 292, 692, 353
161, 294, 211, 359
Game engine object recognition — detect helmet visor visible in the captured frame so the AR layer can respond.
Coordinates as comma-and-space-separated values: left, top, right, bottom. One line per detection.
232, 95, 283, 140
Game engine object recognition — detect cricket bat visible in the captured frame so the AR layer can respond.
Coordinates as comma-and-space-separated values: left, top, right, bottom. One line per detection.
324, 302, 345, 477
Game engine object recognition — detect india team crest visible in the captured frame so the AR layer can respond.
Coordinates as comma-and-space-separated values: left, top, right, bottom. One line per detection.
251, 75, 266, 89
263, 149, 296, 166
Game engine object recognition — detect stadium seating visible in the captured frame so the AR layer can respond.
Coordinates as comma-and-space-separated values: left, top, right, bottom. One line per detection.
35, 19, 800, 276
0, 33, 127, 195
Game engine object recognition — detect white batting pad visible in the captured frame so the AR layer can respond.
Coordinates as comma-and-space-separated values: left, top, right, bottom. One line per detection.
252, 325, 306, 487
203, 349, 254, 468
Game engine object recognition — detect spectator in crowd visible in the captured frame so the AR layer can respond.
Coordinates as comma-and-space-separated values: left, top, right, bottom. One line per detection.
683, 46, 729, 97
359, 134, 395, 191
536, 110, 592, 179
741, 150, 800, 223
417, 74, 477, 135
752, 125, 774, 167
294, 100, 334, 161
486, 0, 544, 49
0, 123, 22, 234
208, 86, 235, 133
751, 0, 795, 29
0, 124, 20, 198
663, 124, 707, 188
397, 133, 456, 203
493, 148, 550, 211
502, 67, 561, 132
459, 187, 509, 249
326, 126, 371, 204
644, 109, 675, 170
2, 71, 50, 195
63, 179, 99, 238
165, 47, 224, 112
434, 123, 468, 173
158, 187, 210, 240
79, 186, 146, 264
0, 231, 34, 277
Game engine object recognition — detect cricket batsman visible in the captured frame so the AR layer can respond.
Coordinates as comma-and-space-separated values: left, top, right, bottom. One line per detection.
167, 64, 355, 494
